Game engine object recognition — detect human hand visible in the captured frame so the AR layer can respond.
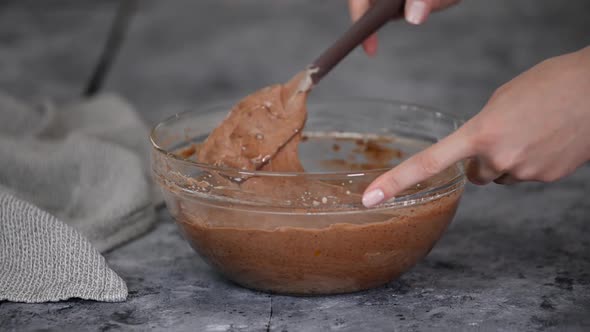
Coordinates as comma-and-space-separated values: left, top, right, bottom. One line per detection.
348, 0, 460, 56
362, 46, 590, 208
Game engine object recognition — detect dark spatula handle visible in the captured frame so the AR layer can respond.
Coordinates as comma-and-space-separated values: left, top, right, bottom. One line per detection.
310, 0, 405, 84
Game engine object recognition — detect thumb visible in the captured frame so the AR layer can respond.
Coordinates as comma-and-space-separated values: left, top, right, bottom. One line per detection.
362, 127, 473, 207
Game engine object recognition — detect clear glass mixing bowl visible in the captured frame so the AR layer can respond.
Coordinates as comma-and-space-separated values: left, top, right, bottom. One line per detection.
150, 98, 465, 295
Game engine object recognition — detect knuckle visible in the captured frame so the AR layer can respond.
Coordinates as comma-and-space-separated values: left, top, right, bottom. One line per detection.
415, 153, 443, 177
487, 156, 506, 173
489, 151, 520, 173
386, 175, 404, 193
466, 159, 496, 185
467, 173, 487, 186
469, 124, 496, 153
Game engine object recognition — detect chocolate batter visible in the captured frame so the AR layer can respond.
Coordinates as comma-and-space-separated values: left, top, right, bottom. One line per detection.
173, 186, 461, 294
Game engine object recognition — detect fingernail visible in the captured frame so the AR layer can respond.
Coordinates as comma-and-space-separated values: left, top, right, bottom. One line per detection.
407, 1, 428, 25
362, 189, 385, 208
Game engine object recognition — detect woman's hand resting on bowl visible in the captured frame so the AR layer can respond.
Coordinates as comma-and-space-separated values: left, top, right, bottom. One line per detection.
362, 46, 590, 207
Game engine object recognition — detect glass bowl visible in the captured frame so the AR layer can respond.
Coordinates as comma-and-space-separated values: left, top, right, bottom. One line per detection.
150, 98, 465, 295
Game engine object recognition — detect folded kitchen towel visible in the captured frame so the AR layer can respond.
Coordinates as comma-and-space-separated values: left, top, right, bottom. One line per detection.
0, 92, 157, 303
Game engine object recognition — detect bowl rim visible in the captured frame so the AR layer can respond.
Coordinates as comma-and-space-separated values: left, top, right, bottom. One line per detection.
149, 97, 466, 202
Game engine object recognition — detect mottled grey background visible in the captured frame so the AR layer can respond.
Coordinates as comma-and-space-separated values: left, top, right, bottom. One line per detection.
1, 1, 590, 331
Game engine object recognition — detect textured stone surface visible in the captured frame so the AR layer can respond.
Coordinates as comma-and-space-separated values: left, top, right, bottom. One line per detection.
1, 0, 590, 331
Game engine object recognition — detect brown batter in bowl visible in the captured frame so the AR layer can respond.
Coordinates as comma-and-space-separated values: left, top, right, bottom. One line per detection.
151, 99, 466, 295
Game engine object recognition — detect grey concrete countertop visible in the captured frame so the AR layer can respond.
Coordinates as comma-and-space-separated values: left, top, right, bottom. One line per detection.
1, 1, 589, 331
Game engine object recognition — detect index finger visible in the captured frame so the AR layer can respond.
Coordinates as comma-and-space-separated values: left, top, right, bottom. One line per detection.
362, 127, 473, 207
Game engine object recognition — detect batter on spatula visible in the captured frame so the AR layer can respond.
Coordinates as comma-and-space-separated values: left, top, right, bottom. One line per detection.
198, 70, 313, 173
